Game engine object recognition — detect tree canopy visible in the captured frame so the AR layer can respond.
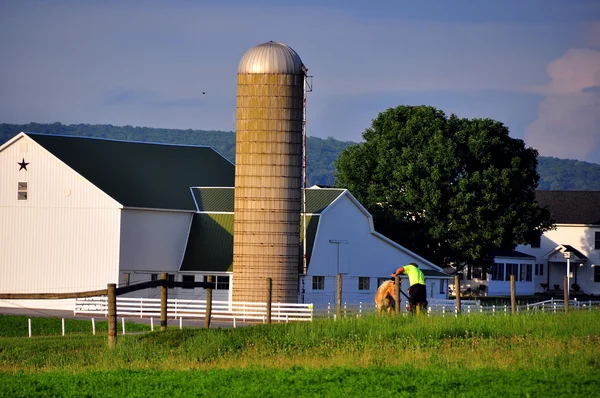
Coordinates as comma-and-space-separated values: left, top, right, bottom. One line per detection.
334, 105, 554, 268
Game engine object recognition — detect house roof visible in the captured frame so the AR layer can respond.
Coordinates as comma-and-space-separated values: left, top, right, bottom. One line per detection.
26, 133, 235, 211
180, 213, 318, 273
191, 187, 345, 213
543, 244, 588, 261
490, 249, 536, 260
536, 190, 600, 225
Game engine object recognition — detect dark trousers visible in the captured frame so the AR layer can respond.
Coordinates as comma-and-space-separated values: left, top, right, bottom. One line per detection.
408, 283, 427, 311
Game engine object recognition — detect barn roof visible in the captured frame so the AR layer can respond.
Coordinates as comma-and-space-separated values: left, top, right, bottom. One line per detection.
26, 133, 235, 211
190, 187, 345, 213
536, 190, 600, 225
180, 213, 318, 273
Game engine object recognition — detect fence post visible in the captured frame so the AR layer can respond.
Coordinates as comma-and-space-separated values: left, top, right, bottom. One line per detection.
92, 318, 96, 335
510, 275, 516, 315
204, 275, 213, 329
394, 276, 401, 315
266, 277, 272, 325
107, 283, 117, 348
454, 275, 461, 315
28, 318, 32, 338
336, 273, 343, 320
160, 272, 168, 331
563, 275, 569, 314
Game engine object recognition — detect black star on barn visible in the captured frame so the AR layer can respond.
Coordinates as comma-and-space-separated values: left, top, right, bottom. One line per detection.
18, 158, 29, 171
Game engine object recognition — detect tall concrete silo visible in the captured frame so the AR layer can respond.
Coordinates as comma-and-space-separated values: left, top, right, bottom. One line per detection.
232, 41, 306, 303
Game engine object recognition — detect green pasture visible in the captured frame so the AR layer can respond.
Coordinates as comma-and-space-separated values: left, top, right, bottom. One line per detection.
1, 311, 599, 397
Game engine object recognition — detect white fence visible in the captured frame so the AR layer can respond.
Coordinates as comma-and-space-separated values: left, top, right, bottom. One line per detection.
74, 297, 313, 324
312, 298, 600, 317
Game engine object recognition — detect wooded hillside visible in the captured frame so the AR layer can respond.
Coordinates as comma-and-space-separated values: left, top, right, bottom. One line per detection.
1, 122, 599, 190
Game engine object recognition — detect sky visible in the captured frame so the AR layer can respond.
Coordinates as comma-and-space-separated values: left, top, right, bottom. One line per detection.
1, 0, 599, 164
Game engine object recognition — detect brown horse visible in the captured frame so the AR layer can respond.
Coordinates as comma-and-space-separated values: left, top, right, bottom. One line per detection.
375, 280, 399, 315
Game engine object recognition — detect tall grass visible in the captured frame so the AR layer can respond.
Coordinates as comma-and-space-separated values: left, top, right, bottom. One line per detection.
1, 311, 599, 374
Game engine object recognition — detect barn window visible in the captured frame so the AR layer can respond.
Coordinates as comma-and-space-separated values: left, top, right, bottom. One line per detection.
216, 275, 230, 290
358, 277, 370, 291
312, 276, 324, 290
18, 182, 27, 200
182, 275, 195, 289
203, 275, 230, 290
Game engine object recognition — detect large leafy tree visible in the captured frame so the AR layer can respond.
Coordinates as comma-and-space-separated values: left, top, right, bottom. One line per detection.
335, 105, 553, 268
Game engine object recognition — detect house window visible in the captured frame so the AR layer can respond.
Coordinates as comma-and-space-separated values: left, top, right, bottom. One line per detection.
595, 266, 600, 283
312, 276, 324, 290
358, 277, 370, 291
440, 279, 446, 294
524, 264, 532, 281
491, 263, 504, 281
595, 232, 600, 250
539, 263, 544, 276
506, 263, 518, 280
18, 182, 27, 200
182, 275, 195, 289
519, 264, 527, 281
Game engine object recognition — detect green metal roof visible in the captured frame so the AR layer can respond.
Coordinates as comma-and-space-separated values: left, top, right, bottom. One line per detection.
180, 212, 319, 273
28, 133, 235, 210
180, 213, 234, 272
192, 187, 235, 212
191, 187, 344, 213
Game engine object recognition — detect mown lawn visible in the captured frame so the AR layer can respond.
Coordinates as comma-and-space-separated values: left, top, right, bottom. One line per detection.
1, 311, 599, 397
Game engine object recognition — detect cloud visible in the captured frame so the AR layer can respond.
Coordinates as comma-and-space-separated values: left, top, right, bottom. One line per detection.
525, 49, 600, 163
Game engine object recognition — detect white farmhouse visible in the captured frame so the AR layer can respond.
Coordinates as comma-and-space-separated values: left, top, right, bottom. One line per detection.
515, 191, 600, 296
458, 191, 600, 297
0, 133, 449, 311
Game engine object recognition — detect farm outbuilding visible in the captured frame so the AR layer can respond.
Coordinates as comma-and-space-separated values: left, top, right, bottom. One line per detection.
0, 132, 234, 310
0, 133, 448, 311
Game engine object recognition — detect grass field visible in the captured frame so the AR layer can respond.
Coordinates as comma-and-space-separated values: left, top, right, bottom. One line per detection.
1, 311, 599, 397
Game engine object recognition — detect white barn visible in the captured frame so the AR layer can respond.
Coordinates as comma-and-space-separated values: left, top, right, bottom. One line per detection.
0, 133, 449, 311
183, 187, 450, 308
0, 132, 235, 310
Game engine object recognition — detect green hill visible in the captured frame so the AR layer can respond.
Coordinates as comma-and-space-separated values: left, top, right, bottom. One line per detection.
2, 122, 599, 190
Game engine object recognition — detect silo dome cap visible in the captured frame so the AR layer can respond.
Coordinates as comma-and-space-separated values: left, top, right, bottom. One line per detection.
238, 41, 306, 74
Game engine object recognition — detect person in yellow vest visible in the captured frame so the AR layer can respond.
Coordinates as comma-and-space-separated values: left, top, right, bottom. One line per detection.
391, 262, 427, 313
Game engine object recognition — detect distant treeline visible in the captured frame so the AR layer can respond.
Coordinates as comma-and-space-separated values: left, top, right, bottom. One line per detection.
1, 122, 599, 190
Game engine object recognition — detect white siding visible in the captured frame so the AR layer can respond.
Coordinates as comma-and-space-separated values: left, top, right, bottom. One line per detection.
516, 225, 600, 295
119, 209, 192, 273
0, 135, 122, 310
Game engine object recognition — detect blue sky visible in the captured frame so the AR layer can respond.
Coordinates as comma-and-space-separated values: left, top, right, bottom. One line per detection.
1, 0, 599, 164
